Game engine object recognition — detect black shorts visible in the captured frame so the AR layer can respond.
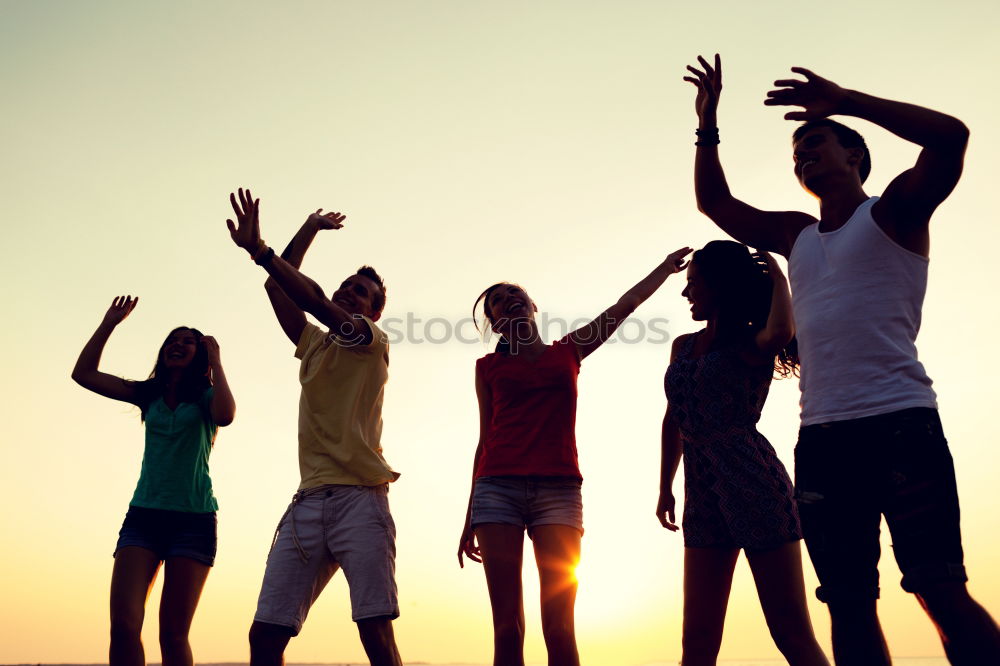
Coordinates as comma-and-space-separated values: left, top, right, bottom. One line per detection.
794, 407, 967, 603
115, 505, 218, 566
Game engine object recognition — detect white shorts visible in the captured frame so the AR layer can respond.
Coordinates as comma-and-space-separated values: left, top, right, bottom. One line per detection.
253, 484, 398, 633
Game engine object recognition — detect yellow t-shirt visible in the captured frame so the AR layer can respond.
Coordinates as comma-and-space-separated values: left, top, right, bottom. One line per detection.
294, 319, 399, 488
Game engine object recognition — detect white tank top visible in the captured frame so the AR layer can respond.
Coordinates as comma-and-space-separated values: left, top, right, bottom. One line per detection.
789, 196, 937, 426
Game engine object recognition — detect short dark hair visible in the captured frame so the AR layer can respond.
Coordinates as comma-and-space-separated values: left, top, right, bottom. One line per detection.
793, 119, 871, 183
356, 265, 386, 314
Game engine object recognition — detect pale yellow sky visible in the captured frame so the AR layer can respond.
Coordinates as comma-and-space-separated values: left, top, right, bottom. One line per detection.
2, 1, 998, 664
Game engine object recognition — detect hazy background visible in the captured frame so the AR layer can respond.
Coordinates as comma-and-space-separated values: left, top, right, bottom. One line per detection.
2, 1, 997, 664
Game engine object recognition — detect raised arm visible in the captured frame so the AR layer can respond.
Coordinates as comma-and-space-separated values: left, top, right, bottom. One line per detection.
570, 247, 692, 360
765, 67, 968, 251
264, 210, 346, 344
458, 365, 491, 568
227, 188, 372, 345
656, 334, 687, 531
685, 54, 814, 256
201, 336, 235, 427
751, 252, 795, 359
71, 296, 140, 404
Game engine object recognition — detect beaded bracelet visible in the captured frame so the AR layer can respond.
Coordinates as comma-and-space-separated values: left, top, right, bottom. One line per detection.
695, 127, 720, 147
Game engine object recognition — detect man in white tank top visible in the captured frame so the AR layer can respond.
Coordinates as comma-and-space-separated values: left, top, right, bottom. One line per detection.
683, 54, 998, 665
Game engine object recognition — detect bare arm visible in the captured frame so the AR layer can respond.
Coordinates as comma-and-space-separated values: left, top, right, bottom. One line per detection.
765, 68, 968, 248
752, 253, 795, 359
686, 55, 814, 256
201, 336, 235, 427
570, 247, 692, 360
656, 335, 687, 531
227, 189, 373, 345
71, 296, 140, 404
264, 210, 344, 344
458, 365, 491, 568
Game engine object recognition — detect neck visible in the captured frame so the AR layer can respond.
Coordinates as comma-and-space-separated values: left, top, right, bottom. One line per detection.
503, 321, 545, 355
165, 369, 184, 389
816, 181, 869, 228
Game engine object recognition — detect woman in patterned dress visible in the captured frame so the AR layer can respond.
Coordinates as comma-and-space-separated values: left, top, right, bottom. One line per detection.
657, 241, 829, 666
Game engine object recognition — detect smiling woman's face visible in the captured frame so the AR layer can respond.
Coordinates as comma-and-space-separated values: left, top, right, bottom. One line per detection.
485, 283, 535, 335
162, 328, 199, 369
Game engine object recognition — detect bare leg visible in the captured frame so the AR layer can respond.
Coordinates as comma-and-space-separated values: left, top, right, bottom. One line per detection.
248, 621, 293, 666
681, 546, 739, 666
745, 541, 830, 666
476, 523, 526, 666
110, 546, 162, 666
357, 616, 402, 666
826, 599, 891, 666
531, 525, 581, 666
158, 557, 211, 666
914, 582, 1000, 665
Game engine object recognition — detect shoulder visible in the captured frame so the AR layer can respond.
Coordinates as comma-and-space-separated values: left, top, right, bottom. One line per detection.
670, 332, 693, 358
294, 322, 324, 359
554, 334, 583, 365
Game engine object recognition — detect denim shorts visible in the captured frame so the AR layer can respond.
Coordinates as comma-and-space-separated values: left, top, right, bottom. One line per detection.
795, 408, 967, 603
471, 475, 584, 535
254, 484, 398, 634
114, 505, 218, 566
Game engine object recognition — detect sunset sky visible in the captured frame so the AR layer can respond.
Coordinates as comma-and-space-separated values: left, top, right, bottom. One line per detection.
2, 1, 998, 664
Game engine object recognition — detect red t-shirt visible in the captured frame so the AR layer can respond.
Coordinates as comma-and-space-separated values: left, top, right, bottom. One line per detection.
475, 336, 582, 479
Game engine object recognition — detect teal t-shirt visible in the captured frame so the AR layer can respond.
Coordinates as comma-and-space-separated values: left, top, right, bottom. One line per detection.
130, 388, 219, 513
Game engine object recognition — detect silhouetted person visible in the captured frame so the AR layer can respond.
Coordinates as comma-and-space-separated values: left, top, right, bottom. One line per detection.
657, 242, 829, 666
684, 54, 1000, 665
73, 297, 236, 666
458, 247, 691, 666
226, 188, 401, 666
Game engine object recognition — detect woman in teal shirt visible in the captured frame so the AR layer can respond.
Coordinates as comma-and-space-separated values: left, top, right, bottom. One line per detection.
73, 295, 235, 666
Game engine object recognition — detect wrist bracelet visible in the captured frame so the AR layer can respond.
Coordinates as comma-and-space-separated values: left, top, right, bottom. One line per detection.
695, 126, 720, 147
250, 240, 268, 262
254, 246, 276, 266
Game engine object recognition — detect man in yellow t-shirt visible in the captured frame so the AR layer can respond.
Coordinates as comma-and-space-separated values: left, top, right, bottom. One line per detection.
227, 188, 402, 666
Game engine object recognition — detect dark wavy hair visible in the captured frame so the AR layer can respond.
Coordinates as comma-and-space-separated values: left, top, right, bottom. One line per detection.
134, 326, 212, 421
793, 119, 871, 183
692, 241, 799, 378
473, 282, 520, 356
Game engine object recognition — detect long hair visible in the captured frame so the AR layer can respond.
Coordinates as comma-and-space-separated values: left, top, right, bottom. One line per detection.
134, 326, 212, 421
692, 241, 799, 377
473, 283, 518, 356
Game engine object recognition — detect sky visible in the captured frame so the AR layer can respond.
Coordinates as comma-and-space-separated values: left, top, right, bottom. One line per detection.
1, 1, 998, 664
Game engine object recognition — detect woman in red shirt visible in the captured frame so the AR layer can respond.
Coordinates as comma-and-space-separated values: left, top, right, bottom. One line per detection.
458, 247, 691, 666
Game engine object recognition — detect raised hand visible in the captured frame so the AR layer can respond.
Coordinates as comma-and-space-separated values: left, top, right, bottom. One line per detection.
201, 335, 222, 368
765, 67, 848, 121
656, 489, 679, 532
101, 295, 138, 328
226, 187, 261, 255
457, 524, 482, 568
666, 246, 694, 274
307, 208, 346, 231
683, 54, 722, 126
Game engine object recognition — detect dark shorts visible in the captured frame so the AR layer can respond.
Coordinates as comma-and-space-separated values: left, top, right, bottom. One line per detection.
795, 407, 966, 603
471, 476, 584, 536
115, 505, 218, 566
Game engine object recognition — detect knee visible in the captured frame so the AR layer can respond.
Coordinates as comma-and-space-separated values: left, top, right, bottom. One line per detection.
110, 612, 143, 643
915, 582, 974, 617
249, 621, 292, 656
493, 617, 525, 646
158, 626, 189, 655
357, 617, 395, 651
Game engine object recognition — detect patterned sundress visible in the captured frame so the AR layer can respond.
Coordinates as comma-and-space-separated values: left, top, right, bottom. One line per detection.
665, 332, 801, 550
